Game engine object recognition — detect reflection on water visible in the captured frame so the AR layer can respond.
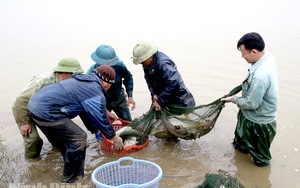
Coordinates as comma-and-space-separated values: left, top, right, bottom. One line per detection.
232, 150, 272, 187
0, 139, 30, 187
1, 0, 300, 187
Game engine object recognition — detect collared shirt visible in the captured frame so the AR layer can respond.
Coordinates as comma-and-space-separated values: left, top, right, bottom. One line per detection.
12, 72, 58, 125
232, 52, 278, 124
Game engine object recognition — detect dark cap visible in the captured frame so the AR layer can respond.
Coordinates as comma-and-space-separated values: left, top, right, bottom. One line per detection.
94, 65, 116, 84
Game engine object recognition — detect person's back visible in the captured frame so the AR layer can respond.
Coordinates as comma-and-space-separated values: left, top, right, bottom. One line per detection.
12, 57, 84, 159
28, 73, 108, 123
27, 65, 124, 183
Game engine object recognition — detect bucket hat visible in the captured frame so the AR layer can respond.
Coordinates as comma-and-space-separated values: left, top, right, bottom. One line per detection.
91, 45, 119, 66
53, 57, 84, 73
132, 42, 158, 65
94, 64, 116, 84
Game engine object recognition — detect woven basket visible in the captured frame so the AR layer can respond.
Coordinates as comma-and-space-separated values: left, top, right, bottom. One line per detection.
92, 157, 162, 188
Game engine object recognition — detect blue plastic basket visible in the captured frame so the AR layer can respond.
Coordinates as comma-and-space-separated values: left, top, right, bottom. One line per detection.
92, 157, 163, 188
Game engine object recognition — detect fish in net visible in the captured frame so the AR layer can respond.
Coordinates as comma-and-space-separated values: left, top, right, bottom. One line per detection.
122, 85, 242, 145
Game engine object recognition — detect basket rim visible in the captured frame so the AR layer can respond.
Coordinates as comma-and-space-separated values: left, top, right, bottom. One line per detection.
91, 157, 163, 188
100, 118, 149, 154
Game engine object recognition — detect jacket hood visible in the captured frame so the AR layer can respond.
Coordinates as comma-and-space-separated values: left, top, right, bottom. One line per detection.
72, 73, 100, 83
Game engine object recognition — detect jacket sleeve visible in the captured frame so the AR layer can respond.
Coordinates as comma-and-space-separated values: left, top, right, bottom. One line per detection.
143, 68, 155, 99
119, 62, 134, 98
157, 62, 181, 106
86, 64, 98, 74
12, 74, 55, 125
12, 85, 36, 125
233, 76, 267, 110
81, 96, 116, 139
79, 112, 99, 134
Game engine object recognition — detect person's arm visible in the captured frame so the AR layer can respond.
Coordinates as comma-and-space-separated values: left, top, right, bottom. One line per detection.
234, 77, 266, 110
121, 64, 134, 98
13, 90, 34, 128
107, 110, 118, 120
82, 96, 124, 150
222, 76, 266, 110
143, 67, 155, 99
13, 74, 54, 137
120, 64, 136, 110
156, 62, 181, 106
81, 96, 116, 138
86, 64, 98, 74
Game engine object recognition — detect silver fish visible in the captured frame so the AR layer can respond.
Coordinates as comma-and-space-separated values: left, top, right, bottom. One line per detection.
115, 126, 133, 136
116, 126, 141, 146
162, 113, 212, 140
124, 136, 138, 146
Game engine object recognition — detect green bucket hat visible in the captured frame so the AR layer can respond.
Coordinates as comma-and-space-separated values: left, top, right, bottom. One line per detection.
132, 42, 158, 65
53, 57, 84, 73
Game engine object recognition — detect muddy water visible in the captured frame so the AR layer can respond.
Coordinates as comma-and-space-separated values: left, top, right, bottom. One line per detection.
1, 0, 300, 187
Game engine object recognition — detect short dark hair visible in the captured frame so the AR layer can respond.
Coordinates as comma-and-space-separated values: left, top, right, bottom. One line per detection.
237, 32, 265, 52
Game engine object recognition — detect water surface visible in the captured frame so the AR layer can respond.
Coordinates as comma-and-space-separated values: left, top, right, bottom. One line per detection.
1, 0, 299, 187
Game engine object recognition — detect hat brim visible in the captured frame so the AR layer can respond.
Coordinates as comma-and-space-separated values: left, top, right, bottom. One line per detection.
91, 52, 119, 66
53, 66, 84, 73
133, 46, 158, 65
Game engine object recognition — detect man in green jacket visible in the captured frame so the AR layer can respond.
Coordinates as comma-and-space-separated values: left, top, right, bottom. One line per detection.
12, 57, 84, 159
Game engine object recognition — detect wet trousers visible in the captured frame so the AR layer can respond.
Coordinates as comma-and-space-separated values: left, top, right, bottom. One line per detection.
233, 111, 277, 166
17, 119, 43, 159
107, 88, 132, 121
32, 117, 87, 182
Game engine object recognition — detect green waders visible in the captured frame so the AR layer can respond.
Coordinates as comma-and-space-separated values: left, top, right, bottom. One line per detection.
18, 120, 43, 159
233, 111, 276, 167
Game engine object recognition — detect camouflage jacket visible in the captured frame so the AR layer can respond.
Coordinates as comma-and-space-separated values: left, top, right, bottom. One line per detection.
12, 72, 59, 125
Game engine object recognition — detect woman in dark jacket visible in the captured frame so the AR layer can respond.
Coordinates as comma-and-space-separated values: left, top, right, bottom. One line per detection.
132, 42, 195, 111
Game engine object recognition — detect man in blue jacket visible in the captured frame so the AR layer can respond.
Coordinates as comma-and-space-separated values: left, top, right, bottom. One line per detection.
27, 65, 124, 183
87, 44, 135, 121
132, 42, 195, 111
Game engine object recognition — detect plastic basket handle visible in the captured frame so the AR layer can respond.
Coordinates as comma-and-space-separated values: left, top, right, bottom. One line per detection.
117, 157, 136, 168
116, 118, 131, 125
110, 117, 131, 125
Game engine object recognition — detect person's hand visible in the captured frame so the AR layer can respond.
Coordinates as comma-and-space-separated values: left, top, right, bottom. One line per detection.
107, 110, 118, 121
20, 124, 32, 137
221, 97, 233, 103
127, 97, 136, 110
153, 95, 161, 111
112, 136, 124, 151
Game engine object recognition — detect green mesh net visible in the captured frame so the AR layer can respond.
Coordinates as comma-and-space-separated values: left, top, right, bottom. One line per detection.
127, 84, 242, 144
196, 170, 245, 188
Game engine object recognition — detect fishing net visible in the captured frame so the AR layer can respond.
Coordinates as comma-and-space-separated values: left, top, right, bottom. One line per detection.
128, 85, 242, 144
196, 169, 245, 188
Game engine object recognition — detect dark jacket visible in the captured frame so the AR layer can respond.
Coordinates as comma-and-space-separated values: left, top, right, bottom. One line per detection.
27, 73, 116, 139
143, 51, 195, 107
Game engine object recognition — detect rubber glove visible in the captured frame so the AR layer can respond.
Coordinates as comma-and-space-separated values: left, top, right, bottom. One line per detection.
112, 136, 124, 151
95, 131, 103, 141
